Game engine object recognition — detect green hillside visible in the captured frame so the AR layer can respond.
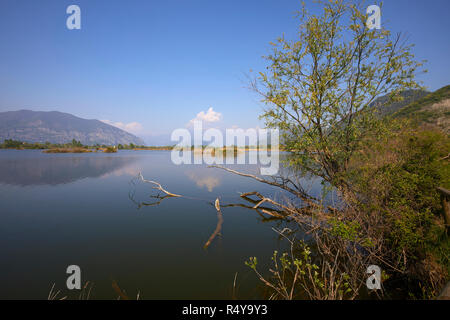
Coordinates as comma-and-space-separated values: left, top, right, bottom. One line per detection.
370, 89, 429, 116
393, 85, 450, 133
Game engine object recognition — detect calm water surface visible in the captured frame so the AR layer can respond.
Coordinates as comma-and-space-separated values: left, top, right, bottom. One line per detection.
0, 150, 321, 299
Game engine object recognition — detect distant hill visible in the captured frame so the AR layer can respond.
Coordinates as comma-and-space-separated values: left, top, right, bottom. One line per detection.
0, 110, 145, 146
370, 85, 450, 133
370, 89, 430, 117
393, 85, 450, 133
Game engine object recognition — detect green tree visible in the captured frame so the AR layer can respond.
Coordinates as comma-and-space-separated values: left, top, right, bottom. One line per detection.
254, 0, 424, 195
71, 139, 83, 147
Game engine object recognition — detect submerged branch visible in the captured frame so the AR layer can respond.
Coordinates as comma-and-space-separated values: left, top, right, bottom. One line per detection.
240, 191, 323, 218
240, 191, 295, 218
204, 198, 224, 249
220, 201, 285, 220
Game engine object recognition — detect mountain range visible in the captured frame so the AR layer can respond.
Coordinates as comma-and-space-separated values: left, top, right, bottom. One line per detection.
1, 86, 448, 147
0, 110, 145, 146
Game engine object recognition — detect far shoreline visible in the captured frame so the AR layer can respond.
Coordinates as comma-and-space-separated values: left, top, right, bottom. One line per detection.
0, 140, 280, 153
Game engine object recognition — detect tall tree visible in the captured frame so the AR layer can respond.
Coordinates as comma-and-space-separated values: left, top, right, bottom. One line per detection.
253, 0, 424, 194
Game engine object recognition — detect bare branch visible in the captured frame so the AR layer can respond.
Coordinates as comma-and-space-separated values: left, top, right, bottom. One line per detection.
137, 172, 182, 197
208, 165, 318, 206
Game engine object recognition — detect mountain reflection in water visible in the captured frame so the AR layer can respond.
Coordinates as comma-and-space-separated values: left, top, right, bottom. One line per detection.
0, 152, 138, 186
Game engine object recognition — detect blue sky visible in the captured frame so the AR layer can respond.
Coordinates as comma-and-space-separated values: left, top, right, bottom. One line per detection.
0, 0, 449, 144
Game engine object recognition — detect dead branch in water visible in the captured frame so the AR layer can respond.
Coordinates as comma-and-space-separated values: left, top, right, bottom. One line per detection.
209, 165, 339, 214
240, 191, 324, 219
240, 191, 299, 217
219, 201, 284, 220
137, 172, 182, 197
204, 198, 224, 249
208, 165, 318, 206
129, 173, 183, 209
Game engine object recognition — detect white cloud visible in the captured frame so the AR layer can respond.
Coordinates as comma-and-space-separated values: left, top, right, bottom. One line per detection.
189, 107, 222, 125
101, 119, 144, 135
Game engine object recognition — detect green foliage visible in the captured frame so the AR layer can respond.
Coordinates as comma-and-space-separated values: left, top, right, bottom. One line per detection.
1, 139, 58, 149
255, 0, 424, 192
1, 139, 25, 148
428, 230, 450, 277
329, 218, 361, 242
116, 143, 164, 150
245, 242, 353, 300
390, 85, 450, 134
0, 139, 133, 151
104, 146, 117, 153
71, 139, 83, 147
244, 257, 258, 270
349, 127, 450, 294
385, 131, 448, 255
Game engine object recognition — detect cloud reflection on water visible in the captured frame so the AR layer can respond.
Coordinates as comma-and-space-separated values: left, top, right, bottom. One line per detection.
185, 170, 221, 192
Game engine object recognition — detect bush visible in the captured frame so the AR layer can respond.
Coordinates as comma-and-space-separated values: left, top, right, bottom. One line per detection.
103, 146, 117, 153
349, 127, 450, 296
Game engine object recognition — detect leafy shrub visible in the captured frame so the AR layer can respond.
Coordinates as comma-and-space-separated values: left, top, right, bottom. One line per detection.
349, 127, 450, 296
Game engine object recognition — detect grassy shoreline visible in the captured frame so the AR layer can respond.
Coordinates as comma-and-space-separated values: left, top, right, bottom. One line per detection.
0, 139, 282, 152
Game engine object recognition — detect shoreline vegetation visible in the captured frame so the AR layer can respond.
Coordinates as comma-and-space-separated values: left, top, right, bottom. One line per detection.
0, 139, 278, 153
224, 0, 450, 300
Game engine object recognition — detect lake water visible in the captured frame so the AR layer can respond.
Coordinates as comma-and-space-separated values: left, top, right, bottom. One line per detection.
0, 150, 321, 299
